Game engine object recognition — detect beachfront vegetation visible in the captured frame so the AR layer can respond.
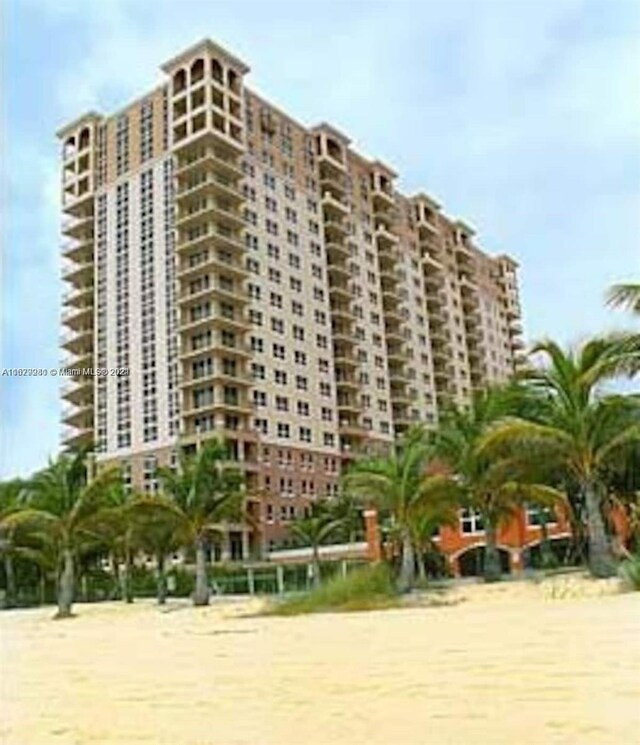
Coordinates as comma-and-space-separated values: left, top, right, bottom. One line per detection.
343, 428, 459, 591
485, 337, 640, 577
289, 506, 344, 588
265, 563, 398, 616
430, 386, 565, 582
155, 440, 245, 606
1, 295, 638, 613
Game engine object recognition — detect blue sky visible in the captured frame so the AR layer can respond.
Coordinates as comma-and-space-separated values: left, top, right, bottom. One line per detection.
1, 0, 639, 478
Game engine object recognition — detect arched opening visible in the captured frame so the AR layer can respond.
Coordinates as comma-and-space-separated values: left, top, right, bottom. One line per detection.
63, 135, 76, 159
173, 68, 187, 95
326, 137, 343, 163
190, 58, 204, 85
211, 58, 223, 84
78, 127, 90, 151
227, 68, 239, 93
522, 537, 577, 570
457, 545, 511, 577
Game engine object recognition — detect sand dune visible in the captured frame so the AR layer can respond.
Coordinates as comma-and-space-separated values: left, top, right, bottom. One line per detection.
1, 576, 639, 745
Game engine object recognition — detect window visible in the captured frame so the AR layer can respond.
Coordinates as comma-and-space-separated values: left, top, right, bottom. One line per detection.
277, 423, 291, 438
526, 505, 557, 527
252, 390, 267, 407
299, 427, 312, 443
460, 508, 484, 534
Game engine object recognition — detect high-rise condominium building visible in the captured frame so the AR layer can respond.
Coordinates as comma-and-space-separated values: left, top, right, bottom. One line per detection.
58, 39, 524, 557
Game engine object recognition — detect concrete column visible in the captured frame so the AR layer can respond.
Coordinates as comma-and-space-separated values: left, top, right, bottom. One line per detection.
510, 549, 523, 575
241, 530, 250, 561
221, 530, 231, 562
276, 565, 284, 594
448, 554, 461, 578
341, 559, 348, 578
363, 508, 382, 562
247, 567, 255, 595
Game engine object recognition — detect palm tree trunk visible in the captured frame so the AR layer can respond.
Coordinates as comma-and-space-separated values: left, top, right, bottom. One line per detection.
312, 546, 321, 589
584, 483, 616, 578
4, 554, 16, 608
417, 548, 427, 584
55, 548, 74, 619
398, 528, 415, 592
484, 523, 502, 583
39, 567, 46, 606
156, 552, 167, 605
124, 543, 134, 604
193, 537, 209, 606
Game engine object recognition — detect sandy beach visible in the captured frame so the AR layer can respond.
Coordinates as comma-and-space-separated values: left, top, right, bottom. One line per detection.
1, 576, 639, 745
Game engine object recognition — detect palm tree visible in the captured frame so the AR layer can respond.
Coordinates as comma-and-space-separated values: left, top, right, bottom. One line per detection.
0, 479, 28, 608
323, 490, 363, 544
12, 449, 118, 618
409, 495, 459, 583
433, 387, 564, 582
485, 339, 640, 578
156, 440, 244, 606
85, 480, 141, 603
606, 283, 640, 314
343, 427, 450, 592
129, 495, 189, 604
289, 507, 344, 588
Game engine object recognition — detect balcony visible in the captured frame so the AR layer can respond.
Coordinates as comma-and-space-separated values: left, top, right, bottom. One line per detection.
62, 261, 93, 286
416, 216, 439, 238
177, 223, 244, 254
63, 283, 93, 307
62, 398, 93, 430
327, 263, 350, 283
62, 213, 94, 241
330, 303, 354, 322
371, 184, 395, 212
324, 219, 348, 240
455, 243, 474, 265
375, 224, 399, 248
178, 252, 246, 282
61, 337, 93, 365
176, 199, 244, 233
318, 147, 347, 175
326, 242, 350, 262
337, 397, 361, 414
321, 191, 349, 218
176, 172, 243, 206
387, 345, 406, 363
175, 147, 244, 182
61, 377, 93, 406
62, 303, 93, 330
382, 303, 404, 324
335, 375, 359, 391
384, 326, 405, 344
424, 270, 445, 292
173, 127, 245, 160
63, 425, 93, 451
63, 238, 93, 264
319, 166, 347, 199
329, 282, 351, 301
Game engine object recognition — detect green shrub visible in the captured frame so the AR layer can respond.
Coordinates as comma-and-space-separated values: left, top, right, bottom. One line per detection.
619, 553, 640, 591
264, 562, 399, 616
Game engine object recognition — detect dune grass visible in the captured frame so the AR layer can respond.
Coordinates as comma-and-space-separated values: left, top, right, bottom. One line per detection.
264, 563, 400, 616
619, 553, 640, 591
